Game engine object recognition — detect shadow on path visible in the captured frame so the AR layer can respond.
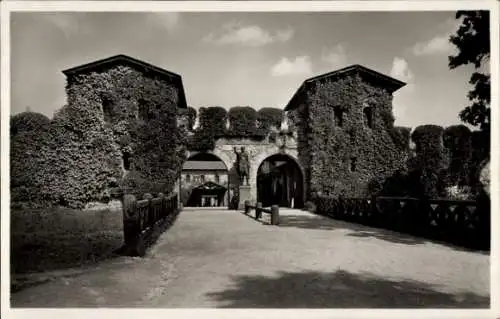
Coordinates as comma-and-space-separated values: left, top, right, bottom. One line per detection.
206, 269, 489, 308
276, 214, 489, 254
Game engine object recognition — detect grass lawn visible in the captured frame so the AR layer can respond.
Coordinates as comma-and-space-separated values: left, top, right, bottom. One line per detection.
11, 205, 124, 274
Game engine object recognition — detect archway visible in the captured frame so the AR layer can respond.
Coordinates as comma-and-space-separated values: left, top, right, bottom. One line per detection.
182, 152, 229, 207
256, 154, 304, 208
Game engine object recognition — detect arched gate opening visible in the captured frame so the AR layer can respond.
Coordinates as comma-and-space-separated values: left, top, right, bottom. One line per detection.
181, 152, 229, 207
257, 154, 304, 208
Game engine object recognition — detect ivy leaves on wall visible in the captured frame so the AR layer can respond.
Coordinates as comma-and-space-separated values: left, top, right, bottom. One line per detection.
10, 65, 185, 208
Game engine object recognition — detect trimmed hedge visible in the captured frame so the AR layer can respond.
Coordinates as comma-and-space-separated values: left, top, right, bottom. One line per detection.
31, 100, 123, 208
178, 106, 197, 131
185, 106, 197, 130
227, 106, 258, 137
390, 126, 412, 151
10, 112, 50, 137
189, 106, 228, 151
10, 122, 52, 205
443, 125, 472, 186
410, 125, 447, 198
187, 106, 285, 150
257, 107, 283, 131
470, 129, 490, 186
199, 106, 227, 135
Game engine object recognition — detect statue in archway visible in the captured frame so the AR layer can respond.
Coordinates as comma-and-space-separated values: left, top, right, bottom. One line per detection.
234, 147, 250, 186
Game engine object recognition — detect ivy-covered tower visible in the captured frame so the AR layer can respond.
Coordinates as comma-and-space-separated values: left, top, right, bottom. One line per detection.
61, 54, 188, 201
285, 64, 409, 199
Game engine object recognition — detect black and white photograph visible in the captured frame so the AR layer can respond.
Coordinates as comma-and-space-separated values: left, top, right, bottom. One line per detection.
1, 0, 498, 316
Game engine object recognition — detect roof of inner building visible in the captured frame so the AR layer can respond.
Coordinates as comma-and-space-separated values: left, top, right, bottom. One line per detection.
182, 161, 228, 171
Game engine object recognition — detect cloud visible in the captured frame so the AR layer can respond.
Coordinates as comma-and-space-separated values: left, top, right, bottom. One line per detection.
271, 56, 312, 77
411, 18, 461, 56
321, 44, 348, 69
204, 22, 294, 47
145, 12, 181, 33
412, 35, 453, 56
390, 57, 414, 83
40, 13, 86, 38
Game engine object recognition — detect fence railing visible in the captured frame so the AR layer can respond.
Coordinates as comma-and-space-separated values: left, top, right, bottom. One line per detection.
244, 201, 280, 225
122, 192, 179, 256
315, 195, 490, 250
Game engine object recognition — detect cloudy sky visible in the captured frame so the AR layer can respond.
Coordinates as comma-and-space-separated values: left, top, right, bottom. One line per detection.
11, 11, 481, 128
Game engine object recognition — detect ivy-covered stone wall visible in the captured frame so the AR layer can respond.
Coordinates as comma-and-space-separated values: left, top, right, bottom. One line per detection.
66, 65, 186, 201
294, 74, 409, 199
11, 63, 186, 209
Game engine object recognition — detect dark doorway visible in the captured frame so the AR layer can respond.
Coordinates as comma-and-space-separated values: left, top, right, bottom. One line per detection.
186, 181, 227, 207
257, 154, 304, 208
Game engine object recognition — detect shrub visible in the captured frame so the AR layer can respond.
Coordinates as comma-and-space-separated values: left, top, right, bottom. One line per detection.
10, 111, 50, 137
33, 102, 123, 208
257, 107, 283, 132
10, 112, 53, 205
411, 125, 447, 198
185, 106, 197, 130
390, 126, 411, 151
469, 129, 490, 187
445, 185, 474, 200
190, 106, 228, 150
178, 106, 197, 131
303, 201, 316, 213
227, 106, 258, 137
198, 106, 227, 136
443, 125, 472, 186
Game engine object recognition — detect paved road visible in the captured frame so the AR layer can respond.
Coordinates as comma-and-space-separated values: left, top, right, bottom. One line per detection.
11, 208, 490, 308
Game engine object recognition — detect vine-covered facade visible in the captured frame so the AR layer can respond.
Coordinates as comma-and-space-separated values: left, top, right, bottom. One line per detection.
285, 65, 409, 199
19, 55, 485, 209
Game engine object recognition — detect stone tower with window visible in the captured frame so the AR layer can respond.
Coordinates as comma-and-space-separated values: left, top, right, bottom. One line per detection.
285, 65, 410, 199
62, 54, 187, 197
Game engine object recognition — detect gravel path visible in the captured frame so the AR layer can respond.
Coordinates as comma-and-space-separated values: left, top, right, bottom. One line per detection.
11, 208, 490, 308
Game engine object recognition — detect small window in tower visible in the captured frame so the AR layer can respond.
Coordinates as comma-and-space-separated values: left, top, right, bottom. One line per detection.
123, 152, 131, 170
215, 174, 220, 183
334, 109, 344, 127
186, 174, 191, 183
138, 99, 148, 120
201, 175, 205, 183
350, 157, 357, 172
363, 107, 373, 128
102, 97, 114, 122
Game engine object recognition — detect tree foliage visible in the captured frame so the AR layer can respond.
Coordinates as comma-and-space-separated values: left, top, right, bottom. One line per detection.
449, 10, 490, 131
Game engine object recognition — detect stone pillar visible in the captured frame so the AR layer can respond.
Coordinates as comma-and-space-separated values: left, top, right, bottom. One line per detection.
238, 185, 252, 210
